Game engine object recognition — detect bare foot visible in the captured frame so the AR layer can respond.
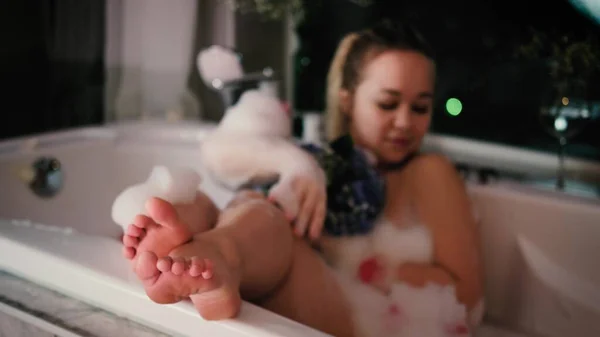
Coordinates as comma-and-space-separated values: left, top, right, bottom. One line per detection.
135, 238, 242, 320
122, 193, 217, 261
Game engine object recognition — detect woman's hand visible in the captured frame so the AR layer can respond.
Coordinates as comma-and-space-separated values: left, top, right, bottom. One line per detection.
268, 173, 327, 240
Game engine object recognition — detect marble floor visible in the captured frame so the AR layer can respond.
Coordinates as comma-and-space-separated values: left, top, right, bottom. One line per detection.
0, 271, 170, 337
0, 311, 58, 337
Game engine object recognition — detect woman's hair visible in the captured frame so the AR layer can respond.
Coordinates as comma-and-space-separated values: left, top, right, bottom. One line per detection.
325, 20, 435, 140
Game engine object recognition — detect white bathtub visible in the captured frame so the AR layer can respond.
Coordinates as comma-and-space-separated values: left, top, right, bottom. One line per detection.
0, 121, 598, 337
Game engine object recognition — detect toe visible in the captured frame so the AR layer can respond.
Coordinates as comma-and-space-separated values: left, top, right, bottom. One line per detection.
189, 257, 205, 277
123, 235, 139, 248
135, 251, 160, 284
123, 246, 136, 259
146, 197, 181, 229
157, 257, 173, 273
201, 259, 214, 279
133, 214, 155, 231
171, 257, 187, 275
126, 223, 145, 237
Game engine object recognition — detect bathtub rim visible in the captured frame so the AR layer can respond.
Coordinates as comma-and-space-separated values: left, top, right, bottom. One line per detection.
0, 120, 219, 156
0, 220, 331, 337
2, 119, 598, 186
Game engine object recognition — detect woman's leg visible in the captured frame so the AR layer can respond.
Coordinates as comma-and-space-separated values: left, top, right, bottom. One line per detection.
131, 191, 356, 336
257, 238, 356, 337
133, 193, 292, 315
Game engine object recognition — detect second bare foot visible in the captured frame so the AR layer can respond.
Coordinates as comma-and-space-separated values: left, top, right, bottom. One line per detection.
135, 238, 242, 320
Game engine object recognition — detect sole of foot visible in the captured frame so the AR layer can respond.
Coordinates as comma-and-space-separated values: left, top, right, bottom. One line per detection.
135, 249, 241, 320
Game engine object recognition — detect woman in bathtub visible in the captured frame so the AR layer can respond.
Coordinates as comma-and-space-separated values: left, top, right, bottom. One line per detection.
121, 20, 483, 336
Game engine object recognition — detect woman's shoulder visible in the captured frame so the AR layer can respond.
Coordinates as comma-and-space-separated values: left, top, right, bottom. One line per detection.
388, 153, 459, 184
388, 153, 471, 208
408, 153, 457, 175
385, 154, 475, 229
411, 153, 470, 201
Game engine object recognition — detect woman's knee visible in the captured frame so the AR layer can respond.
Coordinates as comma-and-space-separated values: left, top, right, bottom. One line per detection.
218, 193, 289, 231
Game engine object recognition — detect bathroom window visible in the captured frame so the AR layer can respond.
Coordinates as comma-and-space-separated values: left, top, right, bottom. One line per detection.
0, 1, 105, 140
293, 0, 600, 163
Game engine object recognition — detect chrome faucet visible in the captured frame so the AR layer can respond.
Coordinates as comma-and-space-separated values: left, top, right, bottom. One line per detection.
197, 45, 280, 109
209, 67, 279, 108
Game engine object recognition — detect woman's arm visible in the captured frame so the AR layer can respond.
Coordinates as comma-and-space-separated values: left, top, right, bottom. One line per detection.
395, 262, 456, 287
385, 154, 483, 311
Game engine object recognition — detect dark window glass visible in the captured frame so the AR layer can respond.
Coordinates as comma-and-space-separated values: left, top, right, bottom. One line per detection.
293, 0, 600, 162
0, 1, 105, 140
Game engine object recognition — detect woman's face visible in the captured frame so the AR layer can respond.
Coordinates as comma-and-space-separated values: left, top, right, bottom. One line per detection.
346, 50, 435, 166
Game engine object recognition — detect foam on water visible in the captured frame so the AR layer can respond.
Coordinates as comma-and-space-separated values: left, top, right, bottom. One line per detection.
111, 165, 202, 231
196, 45, 244, 84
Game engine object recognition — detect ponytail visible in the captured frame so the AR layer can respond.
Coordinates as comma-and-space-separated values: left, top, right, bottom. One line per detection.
325, 33, 359, 141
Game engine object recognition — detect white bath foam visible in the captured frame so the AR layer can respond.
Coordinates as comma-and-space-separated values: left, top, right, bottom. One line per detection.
196, 45, 244, 84
322, 219, 434, 293
334, 270, 470, 337
332, 269, 393, 337
388, 282, 470, 337
199, 89, 324, 219
370, 219, 434, 267
216, 89, 292, 138
111, 165, 202, 231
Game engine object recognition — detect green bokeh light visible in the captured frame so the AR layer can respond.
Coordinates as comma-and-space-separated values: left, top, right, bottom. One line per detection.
446, 98, 462, 116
